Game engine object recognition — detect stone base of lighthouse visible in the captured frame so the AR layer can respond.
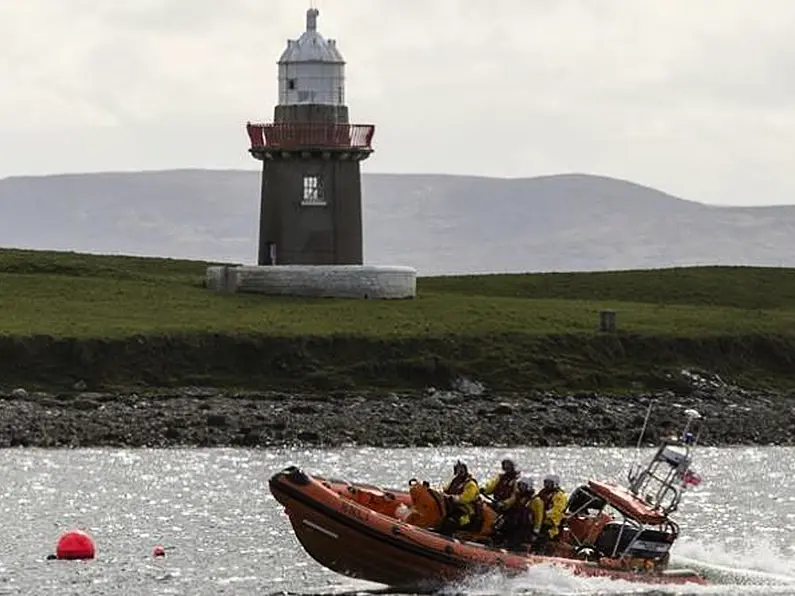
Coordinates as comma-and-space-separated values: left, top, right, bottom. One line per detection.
206, 264, 416, 299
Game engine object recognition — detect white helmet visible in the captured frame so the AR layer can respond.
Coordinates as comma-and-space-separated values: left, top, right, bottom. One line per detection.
517, 476, 534, 493
544, 474, 561, 488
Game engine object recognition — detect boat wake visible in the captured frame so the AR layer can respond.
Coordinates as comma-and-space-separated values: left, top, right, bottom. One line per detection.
433, 538, 795, 596
273, 538, 795, 596
279, 539, 795, 596
670, 537, 795, 588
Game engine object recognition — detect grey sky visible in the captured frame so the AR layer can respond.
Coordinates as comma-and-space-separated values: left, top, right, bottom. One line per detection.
1, 0, 793, 206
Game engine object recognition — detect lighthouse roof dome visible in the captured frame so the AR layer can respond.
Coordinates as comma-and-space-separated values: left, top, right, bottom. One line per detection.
279, 8, 345, 64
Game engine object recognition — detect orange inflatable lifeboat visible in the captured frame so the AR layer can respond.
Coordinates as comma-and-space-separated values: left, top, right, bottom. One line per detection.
270, 410, 708, 591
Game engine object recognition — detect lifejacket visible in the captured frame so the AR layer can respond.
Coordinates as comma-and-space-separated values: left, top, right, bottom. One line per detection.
444, 475, 482, 524
538, 487, 566, 537
446, 474, 474, 496
516, 492, 535, 511
496, 492, 537, 544
538, 487, 560, 510
492, 471, 519, 501
509, 493, 535, 525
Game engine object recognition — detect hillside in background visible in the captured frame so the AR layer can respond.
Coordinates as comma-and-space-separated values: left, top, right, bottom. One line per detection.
1, 169, 793, 275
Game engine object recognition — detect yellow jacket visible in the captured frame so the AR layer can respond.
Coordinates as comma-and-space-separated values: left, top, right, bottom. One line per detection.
444, 476, 480, 517
451, 478, 480, 507
527, 495, 544, 528
482, 473, 518, 508
535, 489, 568, 537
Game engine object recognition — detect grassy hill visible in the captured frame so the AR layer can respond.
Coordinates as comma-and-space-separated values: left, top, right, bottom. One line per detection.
1, 247, 795, 393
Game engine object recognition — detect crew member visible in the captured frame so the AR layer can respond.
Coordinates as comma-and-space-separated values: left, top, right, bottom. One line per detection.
533, 473, 568, 554
481, 458, 520, 512
440, 461, 481, 533
494, 475, 544, 550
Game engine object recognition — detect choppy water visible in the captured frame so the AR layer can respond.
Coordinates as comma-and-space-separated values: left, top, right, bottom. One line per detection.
0, 446, 794, 595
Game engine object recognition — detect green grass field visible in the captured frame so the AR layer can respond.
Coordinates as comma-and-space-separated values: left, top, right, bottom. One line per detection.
1, 247, 795, 339
1, 247, 794, 392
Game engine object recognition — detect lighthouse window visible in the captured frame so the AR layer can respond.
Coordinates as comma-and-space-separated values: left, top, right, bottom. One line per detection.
302, 175, 325, 205
287, 78, 296, 90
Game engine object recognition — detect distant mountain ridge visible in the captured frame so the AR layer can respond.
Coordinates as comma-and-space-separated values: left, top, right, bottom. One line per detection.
1, 169, 793, 275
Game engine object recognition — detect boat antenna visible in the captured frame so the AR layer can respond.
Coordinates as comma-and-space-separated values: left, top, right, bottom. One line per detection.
635, 399, 654, 451
626, 399, 654, 487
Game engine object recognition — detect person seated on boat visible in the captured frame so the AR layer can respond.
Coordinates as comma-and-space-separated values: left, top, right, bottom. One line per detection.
439, 460, 481, 534
480, 458, 520, 512
493, 475, 544, 550
532, 473, 568, 554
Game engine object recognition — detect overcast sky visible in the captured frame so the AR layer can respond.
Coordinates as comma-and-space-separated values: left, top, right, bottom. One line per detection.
1, 0, 793, 206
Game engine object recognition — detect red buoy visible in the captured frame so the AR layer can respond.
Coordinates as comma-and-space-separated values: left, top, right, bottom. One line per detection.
152, 545, 165, 557
56, 530, 96, 560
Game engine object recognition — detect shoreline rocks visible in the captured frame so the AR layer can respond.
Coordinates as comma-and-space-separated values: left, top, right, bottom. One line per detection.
0, 377, 793, 449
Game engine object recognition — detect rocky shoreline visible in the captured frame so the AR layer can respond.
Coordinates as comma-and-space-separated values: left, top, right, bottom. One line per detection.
1, 372, 793, 448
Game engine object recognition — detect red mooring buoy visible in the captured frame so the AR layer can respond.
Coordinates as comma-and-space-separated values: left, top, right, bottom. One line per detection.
55, 530, 96, 560
152, 545, 165, 557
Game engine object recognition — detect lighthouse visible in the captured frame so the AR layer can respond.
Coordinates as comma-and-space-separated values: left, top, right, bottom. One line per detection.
207, 7, 414, 299
246, 8, 375, 266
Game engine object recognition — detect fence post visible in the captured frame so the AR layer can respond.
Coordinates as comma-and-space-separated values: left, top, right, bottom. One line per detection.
599, 310, 616, 333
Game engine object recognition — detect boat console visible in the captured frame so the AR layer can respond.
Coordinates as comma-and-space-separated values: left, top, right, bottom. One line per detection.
562, 409, 704, 569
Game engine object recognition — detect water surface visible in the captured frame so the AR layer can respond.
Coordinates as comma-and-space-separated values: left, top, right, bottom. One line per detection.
0, 446, 794, 595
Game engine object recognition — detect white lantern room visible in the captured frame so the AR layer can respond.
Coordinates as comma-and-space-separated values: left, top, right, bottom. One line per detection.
278, 8, 346, 106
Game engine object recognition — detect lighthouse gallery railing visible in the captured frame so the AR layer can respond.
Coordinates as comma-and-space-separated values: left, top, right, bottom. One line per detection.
246, 123, 375, 151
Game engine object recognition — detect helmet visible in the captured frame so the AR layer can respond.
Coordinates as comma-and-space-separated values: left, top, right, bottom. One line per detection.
543, 474, 561, 489
501, 458, 516, 473
453, 460, 468, 476
517, 476, 534, 493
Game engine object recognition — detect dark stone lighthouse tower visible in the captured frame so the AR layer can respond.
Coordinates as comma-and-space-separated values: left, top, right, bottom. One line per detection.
246, 8, 375, 266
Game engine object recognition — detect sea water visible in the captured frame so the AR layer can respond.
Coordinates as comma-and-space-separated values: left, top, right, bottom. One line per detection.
0, 446, 793, 595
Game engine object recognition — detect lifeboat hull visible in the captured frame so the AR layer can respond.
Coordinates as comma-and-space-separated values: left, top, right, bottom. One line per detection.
269, 467, 707, 591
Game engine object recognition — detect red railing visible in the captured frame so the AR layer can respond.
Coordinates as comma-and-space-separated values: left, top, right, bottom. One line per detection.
246, 123, 375, 151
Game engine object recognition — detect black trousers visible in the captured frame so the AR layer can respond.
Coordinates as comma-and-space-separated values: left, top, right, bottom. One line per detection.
533, 530, 559, 555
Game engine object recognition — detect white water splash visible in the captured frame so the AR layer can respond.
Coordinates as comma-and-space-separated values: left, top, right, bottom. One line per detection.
435, 538, 795, 596
671, 537, 795, 586
439, 563, 649, 595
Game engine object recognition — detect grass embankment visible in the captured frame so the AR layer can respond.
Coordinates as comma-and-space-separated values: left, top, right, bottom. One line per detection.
2, 247, 795, 393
